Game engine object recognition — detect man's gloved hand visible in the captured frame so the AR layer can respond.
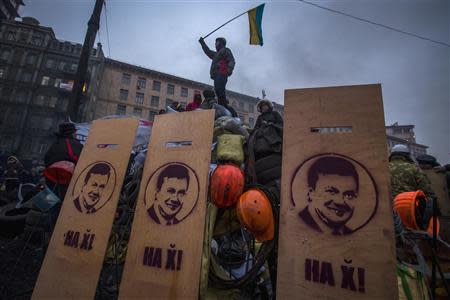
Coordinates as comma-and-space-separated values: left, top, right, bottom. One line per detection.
227, 70, 233, 76
199, 37, 204, 44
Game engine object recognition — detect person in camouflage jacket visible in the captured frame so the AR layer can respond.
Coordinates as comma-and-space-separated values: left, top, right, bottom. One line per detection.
389, 145, 435, 201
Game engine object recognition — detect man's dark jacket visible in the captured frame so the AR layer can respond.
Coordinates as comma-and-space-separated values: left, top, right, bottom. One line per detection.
200, 42, 235, 80
45, 134, 83, 167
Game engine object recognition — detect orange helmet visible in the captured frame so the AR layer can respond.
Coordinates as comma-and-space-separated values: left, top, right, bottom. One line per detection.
236, 188, 274, 242
393, 190, 440, 235
210, 164, 244, 208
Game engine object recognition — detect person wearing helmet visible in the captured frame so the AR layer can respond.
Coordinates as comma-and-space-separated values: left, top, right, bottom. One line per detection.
198, 37, 235, 108
254, 99, 283, 129
389, 144, 435, 201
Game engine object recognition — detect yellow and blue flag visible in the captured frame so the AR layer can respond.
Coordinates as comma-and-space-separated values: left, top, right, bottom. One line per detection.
248, 4, 265, 46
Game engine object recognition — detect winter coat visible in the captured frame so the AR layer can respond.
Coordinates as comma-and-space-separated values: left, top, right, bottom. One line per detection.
44, 135, 83, 167
201, 43, 235, 80
389, 155, 436, 201
254, 110, 283, 129
186, 101, 201, 111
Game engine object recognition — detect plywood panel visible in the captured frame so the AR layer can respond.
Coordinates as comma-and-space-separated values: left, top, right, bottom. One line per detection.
119, 110, 214, 299
276, 85, 398, 299
32, 118, 139, 300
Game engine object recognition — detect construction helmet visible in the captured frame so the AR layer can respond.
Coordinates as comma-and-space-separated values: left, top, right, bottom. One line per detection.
210, 164, 244, 208
236, 188, 274, 242
393, 190, 440, 235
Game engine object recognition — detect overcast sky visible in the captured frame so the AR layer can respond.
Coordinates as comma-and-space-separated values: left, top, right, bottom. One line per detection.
20, 0, 449, 163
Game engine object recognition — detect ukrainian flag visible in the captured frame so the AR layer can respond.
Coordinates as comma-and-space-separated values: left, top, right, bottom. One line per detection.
248, 4, 265, 46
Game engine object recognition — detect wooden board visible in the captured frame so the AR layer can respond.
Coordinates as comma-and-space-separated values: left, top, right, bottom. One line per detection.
119, 110, 214, 299
276, 84, 398, 299
32, 118, 139, 299
423, 169, 450, 216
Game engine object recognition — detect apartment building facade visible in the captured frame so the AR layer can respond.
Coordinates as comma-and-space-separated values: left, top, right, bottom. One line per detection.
94, 58, 283, 127
0, 17, 104, 159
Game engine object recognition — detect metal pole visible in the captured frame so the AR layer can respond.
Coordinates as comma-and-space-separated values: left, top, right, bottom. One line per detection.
68, 0, 104, 122
431, 197, 437, 299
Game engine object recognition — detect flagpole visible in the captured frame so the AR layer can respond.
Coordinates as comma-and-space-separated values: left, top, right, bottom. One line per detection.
202, 10, 248, 39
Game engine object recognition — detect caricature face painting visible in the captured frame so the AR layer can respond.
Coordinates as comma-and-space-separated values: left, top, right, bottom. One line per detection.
292, 154, 378, 235
72, 162, 116, 214
307, 157, 359, 232
145, 163, 199, 226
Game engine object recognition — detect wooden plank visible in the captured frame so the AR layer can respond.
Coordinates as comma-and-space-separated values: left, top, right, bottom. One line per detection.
119, 110, 214, 300
32, 118, 139, 300
423, 169, 450, 216
276, 84, 398, 299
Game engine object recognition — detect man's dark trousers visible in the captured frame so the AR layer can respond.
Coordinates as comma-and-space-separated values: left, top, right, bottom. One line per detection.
214, 73, 228, 103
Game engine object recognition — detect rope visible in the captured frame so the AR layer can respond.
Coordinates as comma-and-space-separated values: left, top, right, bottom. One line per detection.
297, 0, 450, 48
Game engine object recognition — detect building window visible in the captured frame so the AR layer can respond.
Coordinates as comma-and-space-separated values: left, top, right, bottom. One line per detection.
21, 72, 32, 82
0, 68, 4, 79
248, 103, 254, 113
71, 63, 78, 72
249, 117, 254, 127
57, 97, 69, 111
166, 98, 173, 107
119, 89, 129, 101
41, 76, 50, 86
16, 91, 27, 103
151, 96, 160, 107
46, 59, 54, 68
149, 111, 157, 121
121, 73, 131, 85
238, 101, 244, 110
167, 84, 175, 95
31, 33, 43, 46
58, 61, 66, 71
1, 50, 10, 62
153, 81, 161, 92
6, 31, 16, 41
54, 78, 62, 88
135, 92, 144, 105
116, 104, 126, 115
26, 53, 37, 65
19, 30, 29, 43
38, 143, 47, 154
181, 87, 188, 97
34, 95, 45, 106
133, 107, 142, 117
137, 77, 146, 89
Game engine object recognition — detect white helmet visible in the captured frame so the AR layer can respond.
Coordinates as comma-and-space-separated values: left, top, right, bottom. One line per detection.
391, 144, 410, 154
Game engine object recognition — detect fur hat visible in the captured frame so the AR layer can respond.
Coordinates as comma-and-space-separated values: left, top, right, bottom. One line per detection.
257, 99, 273, 112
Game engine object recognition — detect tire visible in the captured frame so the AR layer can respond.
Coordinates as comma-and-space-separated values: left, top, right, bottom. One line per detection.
25, 209, 51, 229
23, 223, 47, 245
257, 166, 282, 186
254, 154, 282, 174
0, 203, 31, 238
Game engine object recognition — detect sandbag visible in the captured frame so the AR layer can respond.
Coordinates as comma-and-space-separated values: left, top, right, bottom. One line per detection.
217, 134, 245, 165
214, 116, 249, 139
